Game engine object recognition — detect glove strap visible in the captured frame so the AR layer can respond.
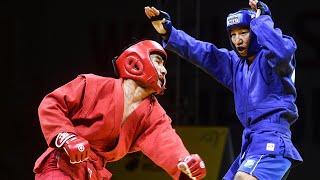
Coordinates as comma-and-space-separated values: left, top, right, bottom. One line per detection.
150, 10, 170, 22
55, 132, 76, 148
257, 1, 271, 17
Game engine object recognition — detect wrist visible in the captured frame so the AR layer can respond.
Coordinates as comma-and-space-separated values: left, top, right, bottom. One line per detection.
55, 132, 76, 148
255, 9, 261, 18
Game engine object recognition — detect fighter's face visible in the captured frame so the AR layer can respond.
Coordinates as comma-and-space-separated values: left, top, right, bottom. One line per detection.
150, 53, 167, 88
230, 27, 251, 57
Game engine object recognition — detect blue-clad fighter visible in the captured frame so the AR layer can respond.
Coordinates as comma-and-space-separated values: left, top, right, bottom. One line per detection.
145, 0, 303, 179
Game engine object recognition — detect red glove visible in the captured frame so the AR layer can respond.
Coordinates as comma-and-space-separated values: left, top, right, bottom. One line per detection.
55, 132, 90, 164
177, 154, 207, 180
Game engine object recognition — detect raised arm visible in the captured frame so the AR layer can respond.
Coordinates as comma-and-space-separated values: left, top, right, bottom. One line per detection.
250, 0, 297, 63
144, 6, 235, 90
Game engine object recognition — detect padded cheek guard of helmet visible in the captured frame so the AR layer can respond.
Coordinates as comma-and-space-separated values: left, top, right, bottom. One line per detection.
226, 9, 261, 58
112, 40, 167, 94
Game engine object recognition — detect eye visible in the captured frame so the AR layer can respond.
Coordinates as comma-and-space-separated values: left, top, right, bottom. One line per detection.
151, 53, 166, 66
241, 30, 249, 35
156, 55, 164, 64
231, 34, 236, 41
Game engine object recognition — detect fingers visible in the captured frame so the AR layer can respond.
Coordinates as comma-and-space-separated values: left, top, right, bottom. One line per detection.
64, 146, 90, 164
81, 148, 89, 161
69, 155, 89, 164
178, 162, 196, 179
151, 7, 160, 15
178, 162, 191, 174
144, 7, 152, 19
249, 0, 258, 10
189, 168, 206, 179
144, 6, 159, 19
177, 155, 193, 174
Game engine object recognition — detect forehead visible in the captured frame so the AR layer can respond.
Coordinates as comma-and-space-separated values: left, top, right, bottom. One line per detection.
230, 26, 249, 33
150, 53, 165, 61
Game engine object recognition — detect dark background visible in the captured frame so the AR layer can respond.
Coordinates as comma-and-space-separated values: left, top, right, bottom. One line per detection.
1, 0, 319, 179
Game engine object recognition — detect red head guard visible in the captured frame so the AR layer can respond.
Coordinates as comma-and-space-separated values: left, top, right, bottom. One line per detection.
113, 40, 167, 94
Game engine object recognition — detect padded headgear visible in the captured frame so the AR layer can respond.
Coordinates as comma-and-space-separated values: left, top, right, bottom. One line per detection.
112, 40, 167, 94
226, 9, 261, 57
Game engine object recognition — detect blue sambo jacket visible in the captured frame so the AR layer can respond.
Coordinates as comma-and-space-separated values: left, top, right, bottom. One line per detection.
163, 15, 303, 164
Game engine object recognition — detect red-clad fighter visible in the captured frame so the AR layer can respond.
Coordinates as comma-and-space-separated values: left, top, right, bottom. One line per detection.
33, 40, 207, 180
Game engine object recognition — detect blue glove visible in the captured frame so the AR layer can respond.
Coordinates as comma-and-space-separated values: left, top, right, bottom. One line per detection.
150, 10, 172, 37
257, 1, 272, 17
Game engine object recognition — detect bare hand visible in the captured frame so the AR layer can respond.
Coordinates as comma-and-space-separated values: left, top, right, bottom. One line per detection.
144, 6, 167, 34
249, 0, 261, 17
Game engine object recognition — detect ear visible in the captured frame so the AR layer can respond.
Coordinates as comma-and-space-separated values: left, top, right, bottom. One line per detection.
125, 56, 144, 75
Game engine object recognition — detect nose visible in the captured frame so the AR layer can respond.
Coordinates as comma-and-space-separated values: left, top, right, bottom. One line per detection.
161, 66, 167, 76
235, 36, 243, 45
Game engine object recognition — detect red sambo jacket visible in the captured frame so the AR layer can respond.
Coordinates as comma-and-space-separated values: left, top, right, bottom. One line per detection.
33, 74, 189, 179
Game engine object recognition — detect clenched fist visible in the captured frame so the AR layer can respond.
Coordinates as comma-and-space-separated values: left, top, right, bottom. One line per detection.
178, 154, 207, 179
55, 132, 90, 164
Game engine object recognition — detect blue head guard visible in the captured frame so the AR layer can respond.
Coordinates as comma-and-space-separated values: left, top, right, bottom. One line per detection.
226, 9, 261, 58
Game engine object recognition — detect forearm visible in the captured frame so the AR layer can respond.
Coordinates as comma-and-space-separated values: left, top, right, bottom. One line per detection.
164, 27, 234, 90
164, 27, 217, 66
136, 116, 189, 178
38, 76, 86, 146
141, 134, 189, 179
39, 95, 78, 146
251, 15, 297, 60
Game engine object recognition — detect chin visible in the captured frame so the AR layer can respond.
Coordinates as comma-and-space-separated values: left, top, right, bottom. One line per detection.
239, 52, 248, 57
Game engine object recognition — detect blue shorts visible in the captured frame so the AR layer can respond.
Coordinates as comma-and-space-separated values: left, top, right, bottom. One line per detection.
238, 155, 291, 180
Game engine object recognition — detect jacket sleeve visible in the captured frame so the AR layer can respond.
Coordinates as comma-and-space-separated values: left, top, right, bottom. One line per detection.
134, 104, 190, 179
38, 75, 87, 147
251, 15, 297, 66
163, 26, 235, 91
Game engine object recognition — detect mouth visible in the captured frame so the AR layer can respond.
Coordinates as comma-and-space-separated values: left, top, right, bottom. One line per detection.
159, 79, 164, 86
237, 46, 246, 52
158, 77, 166, 87
236, 47, 247, 55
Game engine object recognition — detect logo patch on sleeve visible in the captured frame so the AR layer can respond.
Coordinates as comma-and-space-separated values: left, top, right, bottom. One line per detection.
266, 143, 275, 151
244, 159, 256, 168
